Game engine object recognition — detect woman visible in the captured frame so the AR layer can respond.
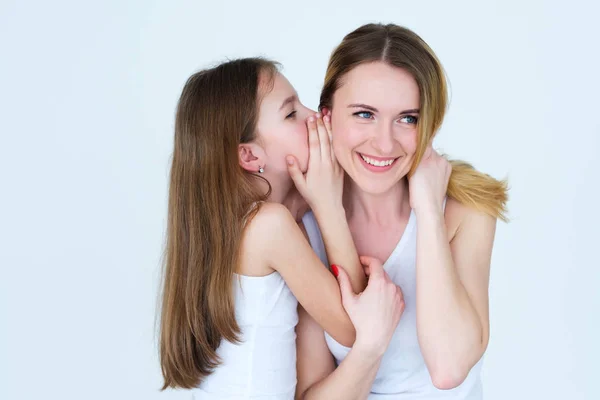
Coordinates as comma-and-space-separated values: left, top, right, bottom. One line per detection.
296, 23, 508, 399
158, 57, 401, 399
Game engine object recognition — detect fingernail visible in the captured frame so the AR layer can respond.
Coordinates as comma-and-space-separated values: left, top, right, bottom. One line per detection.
286, 156, 294, 166
331, 264, 339, 277
308, 116, 315, 122
323, 115, 330, 122
316, 113, 322, 119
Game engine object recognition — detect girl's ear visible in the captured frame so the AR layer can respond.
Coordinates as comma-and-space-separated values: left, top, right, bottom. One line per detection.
238, 143, 265, 173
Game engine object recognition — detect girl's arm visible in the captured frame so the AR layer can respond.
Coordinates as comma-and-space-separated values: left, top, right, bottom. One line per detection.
244, 201, 355, 346
287, 113, 366, 294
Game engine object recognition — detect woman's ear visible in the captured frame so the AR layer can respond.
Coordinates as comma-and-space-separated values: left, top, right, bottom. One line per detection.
238, 143, 265, 173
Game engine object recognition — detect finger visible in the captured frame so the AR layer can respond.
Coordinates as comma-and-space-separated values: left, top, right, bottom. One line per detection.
332, 264, 356, 307
361, 263, 371, 276
316, 113, 331, 163
321, 107, 330, 116
359, 256, 385, 279
286, 156, 306, 194
307, 115, 321, 164
323, 114, 335, 161
396, 285, 404, 301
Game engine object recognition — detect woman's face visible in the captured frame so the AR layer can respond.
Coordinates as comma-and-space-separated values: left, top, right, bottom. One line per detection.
330, 61, 420, 195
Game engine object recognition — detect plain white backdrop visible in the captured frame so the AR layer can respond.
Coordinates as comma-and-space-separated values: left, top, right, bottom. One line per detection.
1, 0, 598, 399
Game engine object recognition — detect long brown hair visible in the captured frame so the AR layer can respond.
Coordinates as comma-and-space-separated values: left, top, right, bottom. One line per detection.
320, 23, 509, 221
159, 58, 278, 389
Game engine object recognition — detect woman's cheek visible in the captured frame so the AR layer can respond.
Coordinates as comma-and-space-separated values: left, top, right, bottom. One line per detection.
399, 129, 418, 154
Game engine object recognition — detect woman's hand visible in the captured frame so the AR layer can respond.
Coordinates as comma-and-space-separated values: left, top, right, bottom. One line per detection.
286, 113, 343, 216
334, 256, 405, 356
408, 146, 452, 217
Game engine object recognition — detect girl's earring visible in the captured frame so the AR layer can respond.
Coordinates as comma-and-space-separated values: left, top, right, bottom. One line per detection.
258, 166, 264, 174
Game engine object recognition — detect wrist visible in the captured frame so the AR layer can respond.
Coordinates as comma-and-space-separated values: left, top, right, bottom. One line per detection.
311, 201, 346, 220
413, 204, 445, 222
353, 335, 387, 361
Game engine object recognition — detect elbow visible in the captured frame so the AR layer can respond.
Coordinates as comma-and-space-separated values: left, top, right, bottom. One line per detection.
331, 318, 356, 348
430, 367, 468, 390
428, 355, 474, 390
428, 351, 482, 390
336, 326, 356, 348
429, 328, 488, 390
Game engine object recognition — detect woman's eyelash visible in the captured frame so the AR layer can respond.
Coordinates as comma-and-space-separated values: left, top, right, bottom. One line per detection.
400, 115, 418, 124
353, 111, 418, 124
353, 111, 373, 119
286, 110, 297, 119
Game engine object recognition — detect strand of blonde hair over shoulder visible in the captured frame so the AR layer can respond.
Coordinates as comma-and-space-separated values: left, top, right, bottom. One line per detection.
319, 23, 509, 221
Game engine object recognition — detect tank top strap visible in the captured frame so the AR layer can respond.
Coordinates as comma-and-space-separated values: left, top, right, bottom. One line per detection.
301, 211, 329, 267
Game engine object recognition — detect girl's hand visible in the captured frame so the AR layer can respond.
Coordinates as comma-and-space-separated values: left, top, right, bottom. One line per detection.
286, 113, 343, 215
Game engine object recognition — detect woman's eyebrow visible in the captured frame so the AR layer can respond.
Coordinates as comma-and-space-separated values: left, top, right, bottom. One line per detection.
348, 104, 420, 115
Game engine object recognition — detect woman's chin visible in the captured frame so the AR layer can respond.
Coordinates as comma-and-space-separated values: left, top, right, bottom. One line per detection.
350, 176, 400, 196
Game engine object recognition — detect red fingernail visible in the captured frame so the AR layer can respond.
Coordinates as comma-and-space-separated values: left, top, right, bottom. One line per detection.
331, 264, 339, 277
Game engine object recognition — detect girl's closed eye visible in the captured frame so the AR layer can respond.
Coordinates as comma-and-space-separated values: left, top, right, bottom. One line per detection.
286, 110, 297, 119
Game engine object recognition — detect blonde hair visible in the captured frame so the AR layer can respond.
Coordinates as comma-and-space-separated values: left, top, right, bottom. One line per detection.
320, 23, 508, 221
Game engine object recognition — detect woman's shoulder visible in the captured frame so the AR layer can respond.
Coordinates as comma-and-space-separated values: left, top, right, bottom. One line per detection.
445, 197, 497, 242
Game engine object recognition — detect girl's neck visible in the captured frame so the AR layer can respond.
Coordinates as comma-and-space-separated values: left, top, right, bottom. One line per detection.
261, 172, 293, 205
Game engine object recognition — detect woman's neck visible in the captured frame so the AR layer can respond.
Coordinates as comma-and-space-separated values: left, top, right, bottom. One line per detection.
344, 177, 411, 228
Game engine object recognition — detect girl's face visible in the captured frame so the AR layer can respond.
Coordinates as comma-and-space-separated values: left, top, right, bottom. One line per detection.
330, 61, 420, 195
254, 72, 314, 175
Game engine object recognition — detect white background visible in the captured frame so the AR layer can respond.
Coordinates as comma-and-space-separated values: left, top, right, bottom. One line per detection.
1, 1, 598, 399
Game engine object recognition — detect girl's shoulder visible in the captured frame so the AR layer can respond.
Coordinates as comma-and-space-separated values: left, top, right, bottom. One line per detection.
238, 202, 302, 276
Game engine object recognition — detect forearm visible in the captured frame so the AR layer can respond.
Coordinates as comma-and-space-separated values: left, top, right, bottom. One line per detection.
415, 211, 483, 385
313, 206, 366, 293
302, 345, 381, 400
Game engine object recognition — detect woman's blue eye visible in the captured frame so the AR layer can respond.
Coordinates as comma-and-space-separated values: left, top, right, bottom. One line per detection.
354, 111, 373, 119
286, 111, 297, 119
400, 115, 418, 124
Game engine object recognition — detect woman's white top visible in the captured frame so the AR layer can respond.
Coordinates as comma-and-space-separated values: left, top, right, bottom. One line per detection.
302, 209, 484, 399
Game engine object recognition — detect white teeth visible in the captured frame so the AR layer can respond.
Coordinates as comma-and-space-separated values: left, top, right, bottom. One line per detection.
360, 154, 396, 167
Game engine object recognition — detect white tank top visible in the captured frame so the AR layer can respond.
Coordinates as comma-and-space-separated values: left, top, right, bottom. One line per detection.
192, 272, 298, 399
302, 209, 484, 399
